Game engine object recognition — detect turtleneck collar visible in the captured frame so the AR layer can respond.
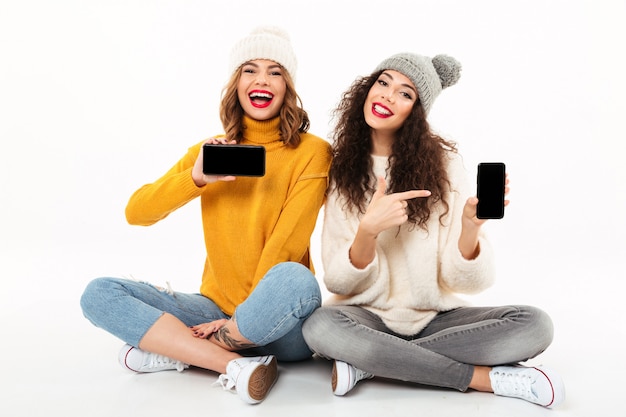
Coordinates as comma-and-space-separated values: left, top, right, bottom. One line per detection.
241, 115, 282, 146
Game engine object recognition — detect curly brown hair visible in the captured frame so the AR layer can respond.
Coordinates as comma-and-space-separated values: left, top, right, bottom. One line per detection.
219, 63, 310, 148
330, 70, 458, 229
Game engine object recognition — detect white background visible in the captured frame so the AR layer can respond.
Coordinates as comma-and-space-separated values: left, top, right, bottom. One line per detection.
1, 1, 625, 416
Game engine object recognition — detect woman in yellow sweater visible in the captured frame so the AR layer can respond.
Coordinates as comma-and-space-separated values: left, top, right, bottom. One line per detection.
80, 26, 331, 405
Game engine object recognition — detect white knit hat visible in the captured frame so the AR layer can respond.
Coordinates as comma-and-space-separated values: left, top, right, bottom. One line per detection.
374, 53, 461, 115
228, 26, 298, 81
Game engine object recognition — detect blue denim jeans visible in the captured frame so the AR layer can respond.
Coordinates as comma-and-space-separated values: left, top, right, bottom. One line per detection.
302, 305, 554, 390
80, 262, 322, 361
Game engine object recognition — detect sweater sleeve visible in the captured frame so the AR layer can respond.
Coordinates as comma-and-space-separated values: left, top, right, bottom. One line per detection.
251, 138, 332, 286
125, 142, 205, 226
438, 154, 496, 294
321, 190, 384, 297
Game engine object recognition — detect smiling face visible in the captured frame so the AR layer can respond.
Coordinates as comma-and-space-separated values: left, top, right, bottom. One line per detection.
363, 70, 418, 136
236, 59, 287, 120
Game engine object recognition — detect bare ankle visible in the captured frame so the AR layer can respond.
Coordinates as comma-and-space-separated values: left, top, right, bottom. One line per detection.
468, 366, 494, 392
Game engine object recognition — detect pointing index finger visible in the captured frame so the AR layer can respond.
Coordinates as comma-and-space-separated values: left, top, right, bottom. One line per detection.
393, 190, 431, 200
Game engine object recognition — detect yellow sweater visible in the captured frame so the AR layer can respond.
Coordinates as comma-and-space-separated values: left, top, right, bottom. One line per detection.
126, 116, 332, 315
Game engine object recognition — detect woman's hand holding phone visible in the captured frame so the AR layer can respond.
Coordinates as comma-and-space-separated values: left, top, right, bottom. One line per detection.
191, 138, 237, 187
458, 167, 510, 260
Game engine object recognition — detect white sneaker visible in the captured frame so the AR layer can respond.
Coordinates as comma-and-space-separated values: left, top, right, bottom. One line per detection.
118, 344, 188, 373
332, 360, 374, 396
490, 365, 565, 407
215, 355, 278, 404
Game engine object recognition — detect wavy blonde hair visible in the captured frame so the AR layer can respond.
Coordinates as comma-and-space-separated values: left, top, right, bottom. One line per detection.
219, 63, 310, 148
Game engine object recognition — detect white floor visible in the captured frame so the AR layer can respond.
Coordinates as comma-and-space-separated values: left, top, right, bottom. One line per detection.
1, 233, 622, 417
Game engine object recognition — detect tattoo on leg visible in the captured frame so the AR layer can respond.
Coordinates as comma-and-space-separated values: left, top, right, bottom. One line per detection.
212, 322, 256, 350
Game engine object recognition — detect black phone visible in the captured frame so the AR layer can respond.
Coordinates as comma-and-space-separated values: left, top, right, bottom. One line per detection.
202, 144, 266, 177
476, 162, 506, 219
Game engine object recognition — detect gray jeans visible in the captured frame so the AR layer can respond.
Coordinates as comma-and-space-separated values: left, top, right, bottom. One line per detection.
301, 305, 554, 391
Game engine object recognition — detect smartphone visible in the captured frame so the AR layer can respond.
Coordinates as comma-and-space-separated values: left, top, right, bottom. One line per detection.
476, 162, 506, 219
202, 144, 265, 177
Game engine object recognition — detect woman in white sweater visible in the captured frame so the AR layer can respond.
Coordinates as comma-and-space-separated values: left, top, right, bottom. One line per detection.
302, 52, 565, 408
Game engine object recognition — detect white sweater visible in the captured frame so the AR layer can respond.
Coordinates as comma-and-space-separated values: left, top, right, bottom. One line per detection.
322, 152, 496, 336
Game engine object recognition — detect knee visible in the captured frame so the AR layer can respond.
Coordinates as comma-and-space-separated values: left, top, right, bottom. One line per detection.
266, 262, 322, 302
516, 305, 554, 353
80, 277, 103, 313
528, 306, 554, 348
79, 277, 117, 319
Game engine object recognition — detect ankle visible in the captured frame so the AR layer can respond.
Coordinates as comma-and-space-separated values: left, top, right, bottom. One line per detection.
468, 366, 494, 392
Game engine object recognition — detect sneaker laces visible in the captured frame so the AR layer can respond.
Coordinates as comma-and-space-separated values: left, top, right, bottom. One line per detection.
213, 359, 246, 392
491, 368, 540, 402
145, 353, 186, 372
214, 373, 236, 392
355, 367, 374, 382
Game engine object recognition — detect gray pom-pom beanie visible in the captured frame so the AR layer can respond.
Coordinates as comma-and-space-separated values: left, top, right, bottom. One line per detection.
374, 53, 461, 115
228, 26, 298, 82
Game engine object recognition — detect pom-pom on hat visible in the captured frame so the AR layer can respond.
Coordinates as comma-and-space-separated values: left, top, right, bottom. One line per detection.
228, 26, 298, 81
374, 53, 462, 115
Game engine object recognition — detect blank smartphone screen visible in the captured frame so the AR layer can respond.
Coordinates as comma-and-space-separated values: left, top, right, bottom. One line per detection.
202, 144, 265, 177
476, 162, 505, 219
